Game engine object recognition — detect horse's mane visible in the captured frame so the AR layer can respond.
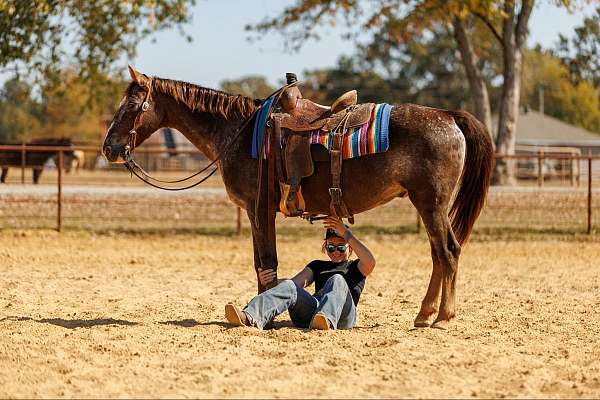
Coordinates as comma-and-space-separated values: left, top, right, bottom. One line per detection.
146, 77, 258, 120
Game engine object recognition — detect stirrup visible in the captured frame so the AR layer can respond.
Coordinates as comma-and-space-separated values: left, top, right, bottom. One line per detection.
279, 182, 305, 217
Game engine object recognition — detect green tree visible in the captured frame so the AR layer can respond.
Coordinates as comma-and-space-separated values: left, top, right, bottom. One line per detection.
554, 7, 600, 90
0, 0, 195, 95
361, 26, 497, 111
38, 69, 125, 141
300, 56, 405, 105
0, 70, 125, 143
0, 78, 42, 142
220, 76, 275, 99
249, 0, 578, 185
522, 48, 600, 134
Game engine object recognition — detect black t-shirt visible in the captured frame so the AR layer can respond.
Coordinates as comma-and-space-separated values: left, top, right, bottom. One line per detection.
306, 259, 366, 305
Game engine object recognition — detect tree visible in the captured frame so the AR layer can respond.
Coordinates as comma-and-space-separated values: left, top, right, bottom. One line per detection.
301, 56, 407, 105
522, 48, 600, 133
0, 70, 125, 143
554, 7, 600, 90
0, 0, 195, 94
38, 69, 125, 141
220, 76, 276, 99
361, 25, 495, 111
249, 1, 497, 132
0, 78, 42, 142
249, 0, 576, 185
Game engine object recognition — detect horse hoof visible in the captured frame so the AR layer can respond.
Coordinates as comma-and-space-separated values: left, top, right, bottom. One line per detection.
431, 320, 449, 330
413, 318, 432, 328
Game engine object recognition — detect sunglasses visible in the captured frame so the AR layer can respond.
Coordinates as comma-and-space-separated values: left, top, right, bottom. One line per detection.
326, 244, 348, 253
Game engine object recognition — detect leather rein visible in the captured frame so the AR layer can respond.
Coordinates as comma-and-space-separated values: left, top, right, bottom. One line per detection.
122, 78, 291, 191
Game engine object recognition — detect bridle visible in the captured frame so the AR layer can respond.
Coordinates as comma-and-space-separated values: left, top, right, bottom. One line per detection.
122, 77, 260, 191
123, 77, 298, 191
120, 78, 297, 191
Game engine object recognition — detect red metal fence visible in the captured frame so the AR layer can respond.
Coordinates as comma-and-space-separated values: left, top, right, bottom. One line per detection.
0, 145, 598, 234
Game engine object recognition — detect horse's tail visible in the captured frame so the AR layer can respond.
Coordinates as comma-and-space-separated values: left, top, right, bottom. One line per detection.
447, 110, 494, 245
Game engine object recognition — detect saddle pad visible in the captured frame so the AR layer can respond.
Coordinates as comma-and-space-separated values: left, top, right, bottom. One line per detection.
309, 103, 392, 159
251, 96, 275, 159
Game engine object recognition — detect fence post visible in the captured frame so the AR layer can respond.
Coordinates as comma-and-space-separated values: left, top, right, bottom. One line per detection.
537, 150, 544, 187
577, 157, 581, 187
587, 152, 592, 235
570, 154, 576, 187
57, 150, 63, 232
236, 207, 242, 235
21, 142, 26, 184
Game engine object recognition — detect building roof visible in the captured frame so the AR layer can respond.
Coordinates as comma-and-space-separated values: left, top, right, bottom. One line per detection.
509, 110, 600, 143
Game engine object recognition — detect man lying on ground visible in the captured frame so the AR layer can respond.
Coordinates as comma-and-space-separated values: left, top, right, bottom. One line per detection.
225, 217, 376, 330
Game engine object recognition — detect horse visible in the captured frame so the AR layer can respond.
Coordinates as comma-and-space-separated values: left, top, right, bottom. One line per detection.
71, 150, 85, 173
0, 137, 76, 184
102, 67, 494, 329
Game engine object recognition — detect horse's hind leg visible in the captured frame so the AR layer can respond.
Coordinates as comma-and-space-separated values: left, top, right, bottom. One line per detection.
414, 246, 442, 327
411, 194, 461, 329
33, 168, 42, 184
1, 168, 7, 183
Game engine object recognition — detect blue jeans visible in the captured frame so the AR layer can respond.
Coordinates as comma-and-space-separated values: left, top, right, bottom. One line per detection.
243, 274, 357, 330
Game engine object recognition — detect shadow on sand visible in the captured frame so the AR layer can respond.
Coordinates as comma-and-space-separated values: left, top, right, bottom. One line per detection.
159, 319, 235, 329
159, 319, 201, 328
37, 318, 139, 329
0, 315, 139, 329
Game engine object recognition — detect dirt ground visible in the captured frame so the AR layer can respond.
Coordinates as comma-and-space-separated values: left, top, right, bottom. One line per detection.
1, 229, 599, 398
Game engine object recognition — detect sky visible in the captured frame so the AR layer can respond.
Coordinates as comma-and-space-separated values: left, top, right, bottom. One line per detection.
130, 0, 598, 89
1, 1, 597, 89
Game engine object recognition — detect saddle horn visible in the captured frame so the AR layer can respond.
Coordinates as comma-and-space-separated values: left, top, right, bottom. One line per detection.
286, 73, 298, 85
281, 73, 302, 115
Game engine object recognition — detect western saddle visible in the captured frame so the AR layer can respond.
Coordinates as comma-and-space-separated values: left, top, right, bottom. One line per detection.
269, 73, 375, 222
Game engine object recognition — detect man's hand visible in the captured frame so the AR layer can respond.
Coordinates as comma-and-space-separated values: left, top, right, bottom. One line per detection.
257, 267, 277, 287
323, 217, 348, 237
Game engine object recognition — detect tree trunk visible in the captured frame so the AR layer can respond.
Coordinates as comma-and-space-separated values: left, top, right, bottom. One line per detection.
452, 17, 494, 138
492, 0, 534, 185
494, 47, 522, 185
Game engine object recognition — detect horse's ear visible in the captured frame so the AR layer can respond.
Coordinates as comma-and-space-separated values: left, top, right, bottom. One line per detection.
128, 65, 141, 83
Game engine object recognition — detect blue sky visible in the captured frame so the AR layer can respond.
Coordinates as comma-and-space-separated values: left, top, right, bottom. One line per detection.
1, 1, 597, 89
130, 1, 598, 89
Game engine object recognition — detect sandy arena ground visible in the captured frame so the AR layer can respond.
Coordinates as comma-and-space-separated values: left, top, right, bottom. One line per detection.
1, 229, 599, 398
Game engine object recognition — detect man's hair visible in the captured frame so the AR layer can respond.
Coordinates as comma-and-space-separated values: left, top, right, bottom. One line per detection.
323, 224, 350, 240
322, 225, 353, 256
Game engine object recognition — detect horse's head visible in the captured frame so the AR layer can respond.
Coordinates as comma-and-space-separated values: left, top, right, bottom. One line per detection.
102, 66, 165, 163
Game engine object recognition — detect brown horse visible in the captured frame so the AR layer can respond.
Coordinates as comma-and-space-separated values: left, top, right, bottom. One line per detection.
102, 67, 493, 329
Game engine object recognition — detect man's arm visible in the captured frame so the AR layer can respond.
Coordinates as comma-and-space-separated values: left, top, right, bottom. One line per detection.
347, 234, 376, 276
323, 217, 376, 276
290, 266, 314, 288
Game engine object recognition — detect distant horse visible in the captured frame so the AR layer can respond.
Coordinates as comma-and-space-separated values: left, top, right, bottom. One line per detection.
102, 68, 493, 329
71, 150, 85, 173
0, 137, 75, 184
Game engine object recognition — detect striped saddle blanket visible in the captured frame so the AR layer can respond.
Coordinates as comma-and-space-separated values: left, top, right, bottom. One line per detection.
251, 102, 392, 159
308, 103, 392, 159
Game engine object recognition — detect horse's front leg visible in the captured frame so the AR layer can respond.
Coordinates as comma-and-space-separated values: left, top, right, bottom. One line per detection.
246, 207, 278, 293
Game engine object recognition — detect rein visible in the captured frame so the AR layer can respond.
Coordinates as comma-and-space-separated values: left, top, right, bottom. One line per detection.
122, 78, 295, 191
